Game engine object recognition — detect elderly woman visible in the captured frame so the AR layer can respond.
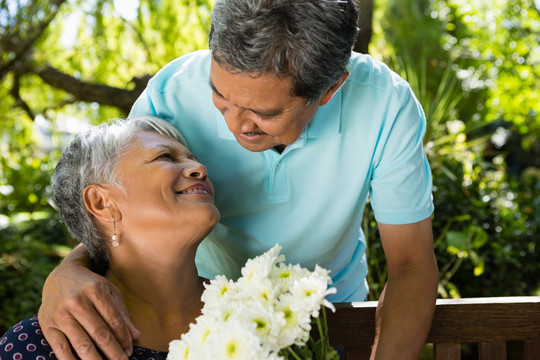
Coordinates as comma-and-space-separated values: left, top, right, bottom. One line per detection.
0, 116, 220, 359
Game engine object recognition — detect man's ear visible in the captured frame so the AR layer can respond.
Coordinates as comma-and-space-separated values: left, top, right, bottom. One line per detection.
83, 184, 121, 222
319, 71, 350, 106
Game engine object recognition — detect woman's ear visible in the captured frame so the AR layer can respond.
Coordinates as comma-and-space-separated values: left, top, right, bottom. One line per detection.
83, 184, 120, 222
319, 71, 350, 106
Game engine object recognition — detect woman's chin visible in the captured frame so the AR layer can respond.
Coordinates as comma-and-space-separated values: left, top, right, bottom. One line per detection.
204, 205, 221, 226
204, 209, 221, 231
189, 206, 221, 235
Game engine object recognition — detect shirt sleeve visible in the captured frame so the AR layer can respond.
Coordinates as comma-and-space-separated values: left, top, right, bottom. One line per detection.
369, 87, 434, 225
129, 88, 158, 118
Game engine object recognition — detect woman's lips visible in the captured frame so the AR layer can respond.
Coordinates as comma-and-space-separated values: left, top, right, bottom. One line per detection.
177, 183, 211, 196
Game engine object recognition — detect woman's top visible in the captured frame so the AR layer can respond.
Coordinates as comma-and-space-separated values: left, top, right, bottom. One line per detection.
0, 315, 167, 360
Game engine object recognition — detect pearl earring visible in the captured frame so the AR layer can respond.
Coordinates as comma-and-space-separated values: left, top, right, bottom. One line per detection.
112, 216, 119, 247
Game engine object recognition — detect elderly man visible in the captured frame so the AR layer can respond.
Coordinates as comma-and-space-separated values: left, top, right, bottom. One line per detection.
39, 0, 438, 359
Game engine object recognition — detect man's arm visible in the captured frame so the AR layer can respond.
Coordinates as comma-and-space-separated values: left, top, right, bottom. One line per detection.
370, 217, 439, 360
39, 244, 139, 360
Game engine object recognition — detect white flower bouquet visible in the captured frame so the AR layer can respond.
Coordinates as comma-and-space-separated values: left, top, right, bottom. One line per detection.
168, 244, 339, 360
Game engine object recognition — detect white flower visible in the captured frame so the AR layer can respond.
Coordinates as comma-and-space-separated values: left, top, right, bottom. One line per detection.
167, 339, 190, 360
201, 297, 238, 323
172, 314, 216, 359
167, 244, 337, 360
235, 276, 279, 307
204, 275, 238, 297
204, 318, 270, 360
269, 262, 311, 292
230, 299, 286, 353
289, 265, 337, 317
201, 275, 238, 311
273, 294, 311, 347
241, 245, 284, 280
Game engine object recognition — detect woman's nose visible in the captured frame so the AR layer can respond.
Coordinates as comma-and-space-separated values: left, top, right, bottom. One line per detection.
184, 160, 208, 180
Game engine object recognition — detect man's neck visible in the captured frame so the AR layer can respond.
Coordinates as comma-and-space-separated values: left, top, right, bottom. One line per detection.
274, 144, 286, 153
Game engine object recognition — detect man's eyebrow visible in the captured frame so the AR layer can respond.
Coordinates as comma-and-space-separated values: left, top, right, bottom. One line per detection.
209, 80, 283, 117
251, 107, 282, 117
209, 80, 223, 97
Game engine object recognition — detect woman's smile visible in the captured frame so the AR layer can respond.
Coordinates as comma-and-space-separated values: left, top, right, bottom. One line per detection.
176, 183, 212, 196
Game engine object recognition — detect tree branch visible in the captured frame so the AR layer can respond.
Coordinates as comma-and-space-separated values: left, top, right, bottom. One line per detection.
0, 0, 67, 81
11, 72, 36, 120
34, 65, 150, 114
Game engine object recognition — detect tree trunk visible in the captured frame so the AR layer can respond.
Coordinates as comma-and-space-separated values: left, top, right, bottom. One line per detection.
353, 0, 374, 54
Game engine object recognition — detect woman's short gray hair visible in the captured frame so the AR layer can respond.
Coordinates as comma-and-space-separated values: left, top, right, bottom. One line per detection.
209, 0, 358, 105
51, 116, 187, 273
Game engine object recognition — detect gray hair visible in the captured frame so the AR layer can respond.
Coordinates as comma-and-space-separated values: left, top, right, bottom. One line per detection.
209, 0, 358, 105
51, 116, 188, 273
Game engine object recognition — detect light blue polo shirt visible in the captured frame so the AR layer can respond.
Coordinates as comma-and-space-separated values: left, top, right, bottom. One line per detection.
129, 50, 433, 302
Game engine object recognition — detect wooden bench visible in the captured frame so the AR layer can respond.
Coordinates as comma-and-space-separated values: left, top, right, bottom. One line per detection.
326, 296, 540, 359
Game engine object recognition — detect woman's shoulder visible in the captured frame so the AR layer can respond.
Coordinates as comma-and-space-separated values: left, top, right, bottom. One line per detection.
1, 317, 169, 360
0, 314, 53, 359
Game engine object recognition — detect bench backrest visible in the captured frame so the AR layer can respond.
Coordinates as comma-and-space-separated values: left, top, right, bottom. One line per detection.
326, 296, 540, 359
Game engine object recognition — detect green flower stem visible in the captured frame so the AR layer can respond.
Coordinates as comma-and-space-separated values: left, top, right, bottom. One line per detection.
322, 306, 329, 337
315, 307, 332, 359
316, 316, 324, 341
286, 346, 303, 360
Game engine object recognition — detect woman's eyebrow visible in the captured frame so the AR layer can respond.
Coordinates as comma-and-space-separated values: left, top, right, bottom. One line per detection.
155, 143, 198, 160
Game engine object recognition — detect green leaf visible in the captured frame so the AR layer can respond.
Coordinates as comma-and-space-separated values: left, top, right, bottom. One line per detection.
473, 258, 485, 277
472, 228, 489, 248
446, 231, 469, 250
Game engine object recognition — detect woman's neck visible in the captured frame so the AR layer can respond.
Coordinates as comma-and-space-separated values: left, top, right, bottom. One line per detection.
106, 254, 205, 352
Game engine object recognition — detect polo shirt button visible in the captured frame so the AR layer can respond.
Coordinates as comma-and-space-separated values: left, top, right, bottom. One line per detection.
275, 163, 281, 169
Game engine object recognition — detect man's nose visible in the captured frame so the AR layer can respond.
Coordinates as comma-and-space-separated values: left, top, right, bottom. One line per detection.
225, 107, 257, 133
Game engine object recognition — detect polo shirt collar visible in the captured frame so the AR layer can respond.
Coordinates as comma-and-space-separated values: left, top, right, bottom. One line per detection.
215, 89, 342, 141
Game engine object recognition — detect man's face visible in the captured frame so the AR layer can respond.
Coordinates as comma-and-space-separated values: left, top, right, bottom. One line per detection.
209, 59, 320, 152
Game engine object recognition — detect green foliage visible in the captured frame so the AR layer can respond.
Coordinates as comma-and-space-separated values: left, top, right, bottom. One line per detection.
43, 0, 213, 84
0, 213, 73, 335
0, 1, 538, 332
367, 0, 540, 300
0, 0, 214, 334
0, 116, 57, 216
433, 0, 540, 147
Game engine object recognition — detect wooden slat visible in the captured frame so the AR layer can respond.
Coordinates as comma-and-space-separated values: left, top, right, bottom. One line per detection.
434, 343, 461, 360
426, 297, 540, 343
478, 341, 506, 360
524, 339, 540, 360
325, 297, 540, 357
346, 345, 371, 360
326, 301, 377, 347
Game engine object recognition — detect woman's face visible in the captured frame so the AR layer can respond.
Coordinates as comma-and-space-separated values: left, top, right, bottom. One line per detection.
110, 131, 220, 250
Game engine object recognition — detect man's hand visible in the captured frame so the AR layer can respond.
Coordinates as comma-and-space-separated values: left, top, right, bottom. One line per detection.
38, 245, 140, 360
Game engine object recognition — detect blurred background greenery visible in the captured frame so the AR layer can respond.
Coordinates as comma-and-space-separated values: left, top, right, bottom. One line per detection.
1, 0, 538, 340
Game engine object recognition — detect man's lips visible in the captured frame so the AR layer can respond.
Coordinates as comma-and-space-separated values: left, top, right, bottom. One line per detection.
236, 131, 269, 142
243, 131, 267, 136
176, 183, 211, 196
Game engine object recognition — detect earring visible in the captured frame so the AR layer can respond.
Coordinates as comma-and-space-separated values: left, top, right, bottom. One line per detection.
112, 216, 119, 247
